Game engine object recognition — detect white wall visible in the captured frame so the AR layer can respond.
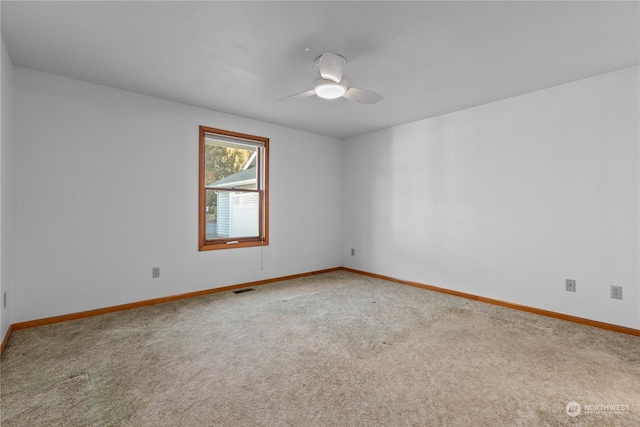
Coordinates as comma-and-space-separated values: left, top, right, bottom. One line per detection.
1, 37, 14, 339
9, 63, 640, 331
12, 67, 343, 323
343, 66, 640, 329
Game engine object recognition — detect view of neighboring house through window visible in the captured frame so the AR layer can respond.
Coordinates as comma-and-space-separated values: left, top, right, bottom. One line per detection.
199, 126, 269, 250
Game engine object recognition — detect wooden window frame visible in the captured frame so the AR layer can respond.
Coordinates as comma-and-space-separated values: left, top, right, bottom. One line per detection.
199, 126, 269, 251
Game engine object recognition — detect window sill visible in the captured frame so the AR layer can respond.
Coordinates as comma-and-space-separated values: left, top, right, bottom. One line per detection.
199, 239, 267, 251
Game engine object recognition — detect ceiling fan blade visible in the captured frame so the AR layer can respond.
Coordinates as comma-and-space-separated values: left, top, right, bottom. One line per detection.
279, 90, 315, 101
317, 52, 345, 83
343, 87, 383, 104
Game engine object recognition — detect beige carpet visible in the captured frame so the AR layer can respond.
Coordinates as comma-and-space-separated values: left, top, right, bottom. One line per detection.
1, 271, 639, 426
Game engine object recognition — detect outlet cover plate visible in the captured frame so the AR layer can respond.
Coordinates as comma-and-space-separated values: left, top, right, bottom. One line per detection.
611, 286, 622, 300
566, 279, 576, 292
152, 267, 160, 279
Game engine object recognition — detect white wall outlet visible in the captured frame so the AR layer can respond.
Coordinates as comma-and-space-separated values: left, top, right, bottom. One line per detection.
3, 291, 6, 309
610, 286, 622, 300
351, 248, 355, 256
152, 267, 160, 279
565, 279, 576, 292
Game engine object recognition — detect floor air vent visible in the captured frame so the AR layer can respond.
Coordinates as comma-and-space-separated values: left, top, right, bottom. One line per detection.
233, 288, 255, 294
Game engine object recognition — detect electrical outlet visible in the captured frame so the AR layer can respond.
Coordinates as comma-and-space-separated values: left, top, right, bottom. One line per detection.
351, 248, 355, 256
565, 279, 576, 292
152, 267, 160, 279
611, 286, 622, 300
3, 291, 6, 309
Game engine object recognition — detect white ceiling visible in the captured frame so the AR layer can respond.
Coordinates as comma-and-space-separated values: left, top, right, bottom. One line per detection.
2, 1, 638, 139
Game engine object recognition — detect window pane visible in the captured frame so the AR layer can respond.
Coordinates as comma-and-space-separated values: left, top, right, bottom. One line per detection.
204, 140, 257, 190
205, 189, 259, 239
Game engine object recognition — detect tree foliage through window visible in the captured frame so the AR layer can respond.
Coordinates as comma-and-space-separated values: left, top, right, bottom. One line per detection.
204, 145, 251, 186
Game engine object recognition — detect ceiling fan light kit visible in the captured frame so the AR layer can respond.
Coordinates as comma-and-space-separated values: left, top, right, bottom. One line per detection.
281, 51, 383, 104
313, 78, 347, 99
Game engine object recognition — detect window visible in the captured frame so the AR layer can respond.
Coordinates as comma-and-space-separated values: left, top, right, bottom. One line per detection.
199, 126, 269, 251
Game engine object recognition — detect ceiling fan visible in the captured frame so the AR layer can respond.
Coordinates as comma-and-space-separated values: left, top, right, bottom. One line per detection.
280, 52, 383, 104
